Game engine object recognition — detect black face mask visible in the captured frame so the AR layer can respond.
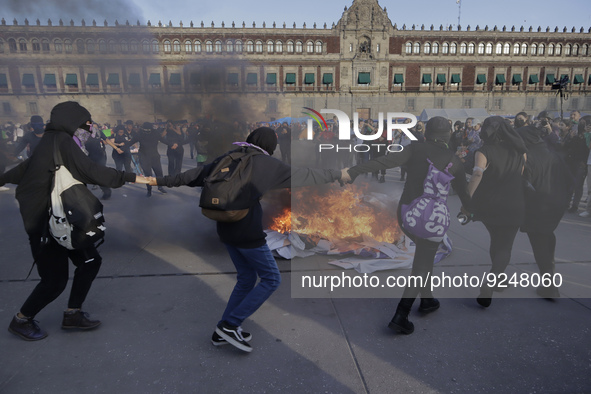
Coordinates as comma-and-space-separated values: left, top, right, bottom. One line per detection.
79, 122, 91, 132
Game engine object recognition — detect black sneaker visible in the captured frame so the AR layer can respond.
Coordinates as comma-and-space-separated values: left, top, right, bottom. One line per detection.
8, 315, 48, 341
61, 310, 101, 330
158, 187, 167, 194
215, 321, 252, 352
211, 328, 252, 346
388, 313, 414, 334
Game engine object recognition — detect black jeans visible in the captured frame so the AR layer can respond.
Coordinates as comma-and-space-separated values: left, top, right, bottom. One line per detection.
483, 223, 519, 275
526, 231, 556, 275
167, 147, 184, 176
20, 234, 102, 318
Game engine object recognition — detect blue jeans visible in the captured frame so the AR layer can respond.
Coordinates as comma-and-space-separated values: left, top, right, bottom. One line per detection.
220, 244, 281, 327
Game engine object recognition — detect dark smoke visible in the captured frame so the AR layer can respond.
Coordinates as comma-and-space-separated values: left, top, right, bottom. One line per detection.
2, 0, 144, 23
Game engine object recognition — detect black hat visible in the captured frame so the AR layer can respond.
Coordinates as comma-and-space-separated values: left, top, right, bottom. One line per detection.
141, 122, 153, 130
425, 116, 452, 143
246, 127, 277, 155
30, 115, 44, 124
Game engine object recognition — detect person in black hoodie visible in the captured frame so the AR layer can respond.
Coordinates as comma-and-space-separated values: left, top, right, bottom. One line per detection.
127, 122, 168, 196
0, 101, 149, 341
12, 115, 45, 158
342, 117, 471, 334
517, 124, 573, 298
150, 127, 341, 352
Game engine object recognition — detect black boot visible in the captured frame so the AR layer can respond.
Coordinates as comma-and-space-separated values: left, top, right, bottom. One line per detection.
418, 297, 440, 313
8, 314, 48, 341
146, 185, 152, 197
158, 186, 167, 194
62, 310, 101, 330
388, 299, 414, 334
477, 284, 493, 308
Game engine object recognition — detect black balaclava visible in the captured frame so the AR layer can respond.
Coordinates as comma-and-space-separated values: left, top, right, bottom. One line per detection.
424, 116, 452, 144
246, 127, 278, 155
141, 122, 153, 133
30, 115, 45, 134
516, 125, 544, 147
47, 101, 92, 136
480, 116, 527, 155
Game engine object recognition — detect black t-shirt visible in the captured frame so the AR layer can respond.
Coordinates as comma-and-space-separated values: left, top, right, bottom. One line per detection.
472, 143, 525, 226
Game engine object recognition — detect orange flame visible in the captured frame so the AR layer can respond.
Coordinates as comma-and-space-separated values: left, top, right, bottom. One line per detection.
268, 184, 401, 244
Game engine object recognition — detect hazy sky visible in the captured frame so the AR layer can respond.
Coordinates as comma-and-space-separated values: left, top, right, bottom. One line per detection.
2, 0, 591, 30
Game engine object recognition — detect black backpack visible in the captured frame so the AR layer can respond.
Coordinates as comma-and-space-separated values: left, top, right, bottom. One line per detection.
199, 146, 264, 222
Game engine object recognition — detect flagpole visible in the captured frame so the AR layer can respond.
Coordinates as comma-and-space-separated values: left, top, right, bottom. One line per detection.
457, 0, 462, 27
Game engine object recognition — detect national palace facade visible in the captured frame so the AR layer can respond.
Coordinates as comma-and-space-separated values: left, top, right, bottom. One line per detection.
1, 0, 590, 124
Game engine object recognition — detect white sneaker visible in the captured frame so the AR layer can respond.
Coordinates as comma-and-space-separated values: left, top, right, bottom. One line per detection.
579, 211, 590, 218
0, 186, 10, 192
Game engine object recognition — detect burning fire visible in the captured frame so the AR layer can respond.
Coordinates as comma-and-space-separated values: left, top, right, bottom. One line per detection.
268, 184, 401, 244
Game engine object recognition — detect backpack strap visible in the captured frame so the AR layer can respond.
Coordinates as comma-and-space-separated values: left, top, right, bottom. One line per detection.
52, 135, 64, 168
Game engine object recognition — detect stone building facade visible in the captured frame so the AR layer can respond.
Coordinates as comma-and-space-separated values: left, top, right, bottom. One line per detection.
0, 0, 590, 124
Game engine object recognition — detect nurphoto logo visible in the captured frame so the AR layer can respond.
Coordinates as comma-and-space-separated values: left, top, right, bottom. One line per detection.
303, 108, 418, 153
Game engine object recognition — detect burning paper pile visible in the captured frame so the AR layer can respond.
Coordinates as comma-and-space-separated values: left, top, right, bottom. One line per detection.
263, 184, 453, 273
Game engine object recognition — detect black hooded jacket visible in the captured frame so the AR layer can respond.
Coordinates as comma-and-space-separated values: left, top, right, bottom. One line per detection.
0, 101, 136, 234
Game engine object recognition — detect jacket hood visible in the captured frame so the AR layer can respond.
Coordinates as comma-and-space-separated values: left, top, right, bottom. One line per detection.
46, 101, 92, 136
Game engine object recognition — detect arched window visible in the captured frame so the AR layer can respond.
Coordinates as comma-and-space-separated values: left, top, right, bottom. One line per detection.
521, 43, 527, 55
32, 38, 40, 52
246, 40, 254, 52
255, 40, 263, 53
275, 41, 283, 53
432, 42, 439, 54
573, 44, 579, 56
485, 43, 492, 54
173, 40, 181, 53
0, 39, 4, 53
315, 41, 322, 53
120, 40, 129, 53
531, 43, 537, 55
564, 44, 571, 56
468, 43, 475, 54
194, 40, 202, 53
460, 42, 467, 54
405, 42, 412, 54
442, 42, 449, 54
424, 42, 431, 54
538, 43, 545, 55
214, 40, 222, 52
18, 38, 27, 51
306, 41, 314, 53
41, 38, 50, 51
76, 39, 84, 53
450, 42, 457, 54
287, 41, 294, 53
477, 42, 485, 54
234, 40, 242, 52
495, 43, 502, 55
163, 40, 172, 53
205, 40, 213, 52
98, 39, 106, 53
151, 39, 159, 53
413, 42, 420, 54
185, 40, 192, 53
267, 40, 274, 53
555, 44, 562, 55
64, 39, 73, 53
503, 43, 510, 55
583, 44, 589, 56
107, 40, 116, 53
548, 43, 554, 55
296, 41, 303, 53
8, 38, 17, 52
130, 40, 138, 53
86, 39, 95, 53
513, 43, 520, 55
226, 40, 233, 52
142, 40, 150, 53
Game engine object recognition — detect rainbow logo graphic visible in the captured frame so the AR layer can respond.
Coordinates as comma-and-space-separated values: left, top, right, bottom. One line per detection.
302, 107, 328, 131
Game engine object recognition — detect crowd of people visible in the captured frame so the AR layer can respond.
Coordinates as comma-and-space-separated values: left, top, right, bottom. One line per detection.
0, 102, 590, 348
